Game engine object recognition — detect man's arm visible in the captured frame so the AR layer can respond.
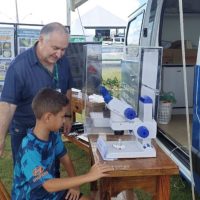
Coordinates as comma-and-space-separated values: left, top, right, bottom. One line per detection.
63, 89, 72, 134
66, 89, 72, 116
0, 102, 16, 156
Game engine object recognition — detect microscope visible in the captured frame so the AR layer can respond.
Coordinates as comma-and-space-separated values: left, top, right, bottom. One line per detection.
96, 86, 157, 160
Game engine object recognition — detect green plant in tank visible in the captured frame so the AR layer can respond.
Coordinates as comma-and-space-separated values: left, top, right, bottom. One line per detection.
102, 77, 120, 97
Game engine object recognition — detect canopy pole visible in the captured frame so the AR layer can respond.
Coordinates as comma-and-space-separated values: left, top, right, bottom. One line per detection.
66, 0, 71, 26
14, 0, 19, 23
178, 0, 195, 199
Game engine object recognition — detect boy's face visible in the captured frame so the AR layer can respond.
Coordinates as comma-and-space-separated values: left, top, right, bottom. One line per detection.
48, 106, 67, 132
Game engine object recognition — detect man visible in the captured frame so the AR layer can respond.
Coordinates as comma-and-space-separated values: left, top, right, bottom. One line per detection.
0, 22, 73, 166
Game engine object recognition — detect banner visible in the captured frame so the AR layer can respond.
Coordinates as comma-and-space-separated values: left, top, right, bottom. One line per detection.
17, 28, 40, 54
0, 27, 14, 60
0, 27, 15, 95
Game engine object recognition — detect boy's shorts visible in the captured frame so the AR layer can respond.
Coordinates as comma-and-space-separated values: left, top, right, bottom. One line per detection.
62, 190, 83, 200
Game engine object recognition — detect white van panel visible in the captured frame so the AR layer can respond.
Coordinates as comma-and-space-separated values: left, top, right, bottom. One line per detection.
162, 66, 194, 108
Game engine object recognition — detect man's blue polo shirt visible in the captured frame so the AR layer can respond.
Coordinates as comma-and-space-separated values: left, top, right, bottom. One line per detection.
1, 45, 73, 129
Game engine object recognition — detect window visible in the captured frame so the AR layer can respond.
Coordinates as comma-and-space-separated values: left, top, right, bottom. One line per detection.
126, 12, 144, 46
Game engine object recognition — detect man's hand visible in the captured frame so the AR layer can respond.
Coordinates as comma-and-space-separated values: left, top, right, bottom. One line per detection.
64, 89, 72, 135
65, 187, 80, 200
63, 117, 72, 135
0, 102, 16, 157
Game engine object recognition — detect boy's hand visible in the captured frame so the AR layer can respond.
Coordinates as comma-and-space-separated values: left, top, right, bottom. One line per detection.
88, 163, 114, 181
65, 187, 80, 200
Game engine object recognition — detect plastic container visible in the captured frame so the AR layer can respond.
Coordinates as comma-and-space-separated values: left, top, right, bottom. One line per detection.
92, 118, 110, 127
90, 112, 110, 127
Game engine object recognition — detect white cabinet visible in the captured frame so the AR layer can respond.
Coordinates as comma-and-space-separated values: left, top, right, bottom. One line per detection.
162, 66, 194, 108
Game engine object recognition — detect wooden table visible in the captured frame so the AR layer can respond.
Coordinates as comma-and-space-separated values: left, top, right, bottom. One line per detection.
64, 134, 90, 153
0, 179, 10, 200
88, 134, 179, 200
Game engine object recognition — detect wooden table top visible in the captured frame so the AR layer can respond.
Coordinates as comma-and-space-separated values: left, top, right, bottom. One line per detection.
64, 134, 90, 153
88, 134, 179, 177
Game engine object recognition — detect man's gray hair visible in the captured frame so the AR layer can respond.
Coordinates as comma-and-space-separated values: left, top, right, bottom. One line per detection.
40, 22, 69, 36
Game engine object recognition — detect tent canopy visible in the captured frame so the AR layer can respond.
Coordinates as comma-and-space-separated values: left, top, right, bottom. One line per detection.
71, 6, 126, 35
79, 6, 126, 29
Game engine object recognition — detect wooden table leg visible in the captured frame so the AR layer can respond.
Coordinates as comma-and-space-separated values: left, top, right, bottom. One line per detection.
91, 180, 97, 190
156, 175, 170, 200
99, 179, 111, 200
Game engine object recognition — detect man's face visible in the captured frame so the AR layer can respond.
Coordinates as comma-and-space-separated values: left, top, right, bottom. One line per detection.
39, 31, 69, 66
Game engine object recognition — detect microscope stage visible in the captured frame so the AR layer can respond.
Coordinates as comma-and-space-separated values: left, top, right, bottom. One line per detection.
97, 138, 156, 160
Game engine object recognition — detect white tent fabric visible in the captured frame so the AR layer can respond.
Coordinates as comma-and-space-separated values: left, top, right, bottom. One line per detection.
71, 5, 127, 35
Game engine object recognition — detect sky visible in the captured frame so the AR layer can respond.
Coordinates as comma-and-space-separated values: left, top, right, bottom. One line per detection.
0, 0, 141, 25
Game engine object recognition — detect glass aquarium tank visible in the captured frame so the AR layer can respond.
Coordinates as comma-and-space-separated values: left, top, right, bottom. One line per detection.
82, 44, 162, 135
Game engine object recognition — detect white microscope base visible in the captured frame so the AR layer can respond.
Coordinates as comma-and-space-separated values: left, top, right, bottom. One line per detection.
101, 141, 156, 160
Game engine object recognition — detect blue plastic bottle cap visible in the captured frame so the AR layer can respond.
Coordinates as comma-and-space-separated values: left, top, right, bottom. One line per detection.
124, 108, 136, 120
104, 94, 113, 104
137, 126, 149, 138
99, 85, 108, 96
139, 96, 153, 103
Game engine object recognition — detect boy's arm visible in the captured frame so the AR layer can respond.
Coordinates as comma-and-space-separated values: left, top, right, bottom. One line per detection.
60, 154, 81, 197
60, 153, 76, 177
43, 154, 79, 193
43, 173, 90, 192
42, 156, 113, 193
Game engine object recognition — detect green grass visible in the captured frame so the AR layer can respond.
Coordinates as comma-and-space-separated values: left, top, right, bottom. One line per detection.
63, 142, 91, 195
0, 134, 13, 192
1, 135, 200, 199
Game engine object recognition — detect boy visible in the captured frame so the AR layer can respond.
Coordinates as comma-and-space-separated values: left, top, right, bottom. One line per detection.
12, 88, 113, 200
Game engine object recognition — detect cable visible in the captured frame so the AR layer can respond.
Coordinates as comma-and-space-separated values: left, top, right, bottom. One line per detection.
77, 7, 85, 36
178, 0, 195, 199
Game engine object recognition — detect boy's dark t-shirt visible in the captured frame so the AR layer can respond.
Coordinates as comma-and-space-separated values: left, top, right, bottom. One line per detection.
12, 129, 67, 200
